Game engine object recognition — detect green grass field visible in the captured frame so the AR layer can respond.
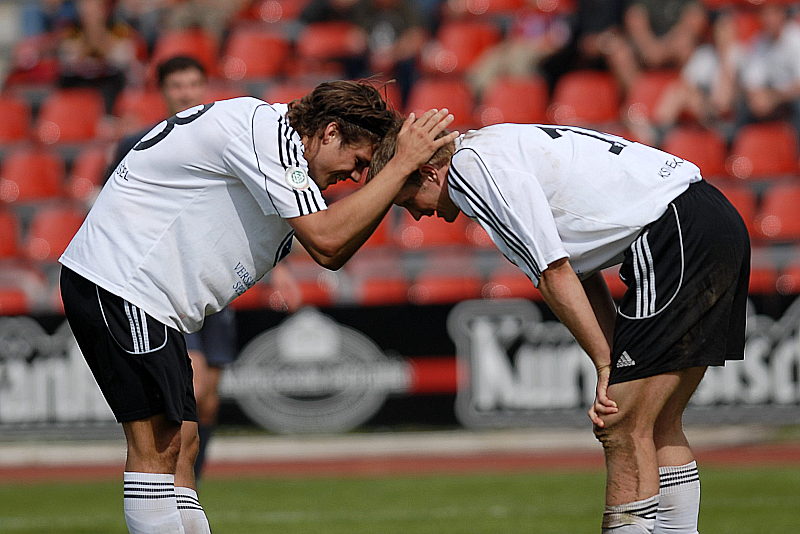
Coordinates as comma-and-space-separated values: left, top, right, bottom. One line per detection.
2, 467, 798, 533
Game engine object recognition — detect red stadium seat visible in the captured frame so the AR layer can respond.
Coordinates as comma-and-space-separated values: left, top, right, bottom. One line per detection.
409, 267, 483, 305
465, 220, 495, 248
0, 286, 29, 315
422, 21, 501, 75
115, 89, 169, 131
406, 78, 475, 130
35, 89, 104, 144
750, 263, 778, 295
712, 182, 757, 236
0, 262, 50, 315
246, 0, 310, 23
394, 212, 470, 249
463, 0, 524, 15
733, 8, 761, 45
67, 145, 110, 201
482, 263, 541, 300
476, 76, 548, 126
753, 183, 800, 241
206, 85, 248, 102
0, 211, 20, 259
549, 70, 620, 125
0, 148, 64, 203
151, 29, 219, 78
222, 30, 289, 80
24, 204, 87, 262
0, 95, 31, 142
263, 81, 316, 104
296, 22, 366, 61
357, 275, 410, 306
661, 126, 727, 178
623, 70, 680, 124
727, 122, 798, 180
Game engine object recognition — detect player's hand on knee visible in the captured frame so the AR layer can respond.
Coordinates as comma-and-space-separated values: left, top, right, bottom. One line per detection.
588, 364, 617, 427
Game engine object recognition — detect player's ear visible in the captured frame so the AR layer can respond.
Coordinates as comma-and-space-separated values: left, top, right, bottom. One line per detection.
321, 122, 339, 143
419, 164, 439, 183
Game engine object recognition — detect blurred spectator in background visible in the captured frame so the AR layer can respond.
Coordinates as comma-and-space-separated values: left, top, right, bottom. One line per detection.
606, 0, 707, 93
57, 0, 141, 114
632, 9, 743, 145
300, 0, 359, 24
467, 5, 572, 96
114, 0, 170, 52
738, 3, 800, 135
299, 0, 368, 80
352, 0, 427, 107
540, 0, 626, 90
165, 0, 249, 41
22, 0, 77, 37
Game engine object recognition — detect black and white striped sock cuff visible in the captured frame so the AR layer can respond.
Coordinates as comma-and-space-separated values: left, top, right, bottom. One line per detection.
602, 495, 659, 529
123, 472, 177, 511
175, 487, 204, 512
659, 461, 700, 495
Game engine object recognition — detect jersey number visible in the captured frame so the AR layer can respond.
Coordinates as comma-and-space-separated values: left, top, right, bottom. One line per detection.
133, 103, 215, 151
537, 125, 627, 155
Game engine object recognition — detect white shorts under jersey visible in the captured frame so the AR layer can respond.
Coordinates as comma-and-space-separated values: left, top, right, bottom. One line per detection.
447, 124, 702, 285
60, 98, 326, 332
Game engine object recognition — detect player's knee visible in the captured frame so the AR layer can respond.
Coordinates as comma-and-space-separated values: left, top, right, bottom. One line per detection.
593, 413, 649, 454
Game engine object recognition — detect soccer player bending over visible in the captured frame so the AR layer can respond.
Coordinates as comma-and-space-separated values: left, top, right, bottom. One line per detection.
368, 121, 750, 534
59, 81, 458, 534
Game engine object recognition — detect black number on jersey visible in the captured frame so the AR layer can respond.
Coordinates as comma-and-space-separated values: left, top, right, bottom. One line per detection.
133, 103, 215, 151
537, 125, 627, 155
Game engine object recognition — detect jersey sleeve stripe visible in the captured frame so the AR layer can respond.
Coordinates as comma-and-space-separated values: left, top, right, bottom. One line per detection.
456, 148, 511, 207
293, 189, 306, 215
301, 190, 313, 213
276, 120, 288, 170
449, 165, 542, 278
449, 178, 542, 280
309, 190, 321, 211
278, 116, 300, 167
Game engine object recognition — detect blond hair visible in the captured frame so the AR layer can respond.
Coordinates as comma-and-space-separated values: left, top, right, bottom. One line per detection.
366, 121, 455, 183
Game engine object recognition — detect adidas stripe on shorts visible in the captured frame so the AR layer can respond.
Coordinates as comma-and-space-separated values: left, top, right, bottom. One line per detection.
609, 180, 750, 385
60, 266, 198, 424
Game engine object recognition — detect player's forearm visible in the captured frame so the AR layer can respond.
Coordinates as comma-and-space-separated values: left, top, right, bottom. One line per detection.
538, 259, 612, 370
289, 158, 411, 269
581, 272, 616, 347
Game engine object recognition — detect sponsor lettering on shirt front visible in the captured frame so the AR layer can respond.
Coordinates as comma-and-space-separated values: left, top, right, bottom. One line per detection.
233, 262, 256, 296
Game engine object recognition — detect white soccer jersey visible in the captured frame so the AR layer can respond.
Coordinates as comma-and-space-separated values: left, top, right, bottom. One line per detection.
447, 124, 702, 285
61, 98, 327, 332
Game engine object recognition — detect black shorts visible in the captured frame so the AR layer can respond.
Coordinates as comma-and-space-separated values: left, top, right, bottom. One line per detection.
60, 267, 197, 424
185, 307, 237, 368
610, 180, 750, 385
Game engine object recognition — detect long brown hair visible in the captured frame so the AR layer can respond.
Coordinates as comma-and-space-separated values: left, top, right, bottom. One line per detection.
286, 81, 398, 146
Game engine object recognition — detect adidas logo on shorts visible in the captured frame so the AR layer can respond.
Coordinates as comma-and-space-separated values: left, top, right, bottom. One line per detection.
617, 351, 636, 368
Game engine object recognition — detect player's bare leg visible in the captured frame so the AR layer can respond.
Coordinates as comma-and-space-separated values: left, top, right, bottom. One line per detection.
121, 415, 185, 534
653, 366, 707, 534
187, 350, 220, 480
174, 421, 211, 534
594, 372, 687, 533
123, 415, 182, 474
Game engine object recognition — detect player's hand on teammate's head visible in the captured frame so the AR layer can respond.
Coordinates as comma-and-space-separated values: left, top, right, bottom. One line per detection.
392, 109, 459, 175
